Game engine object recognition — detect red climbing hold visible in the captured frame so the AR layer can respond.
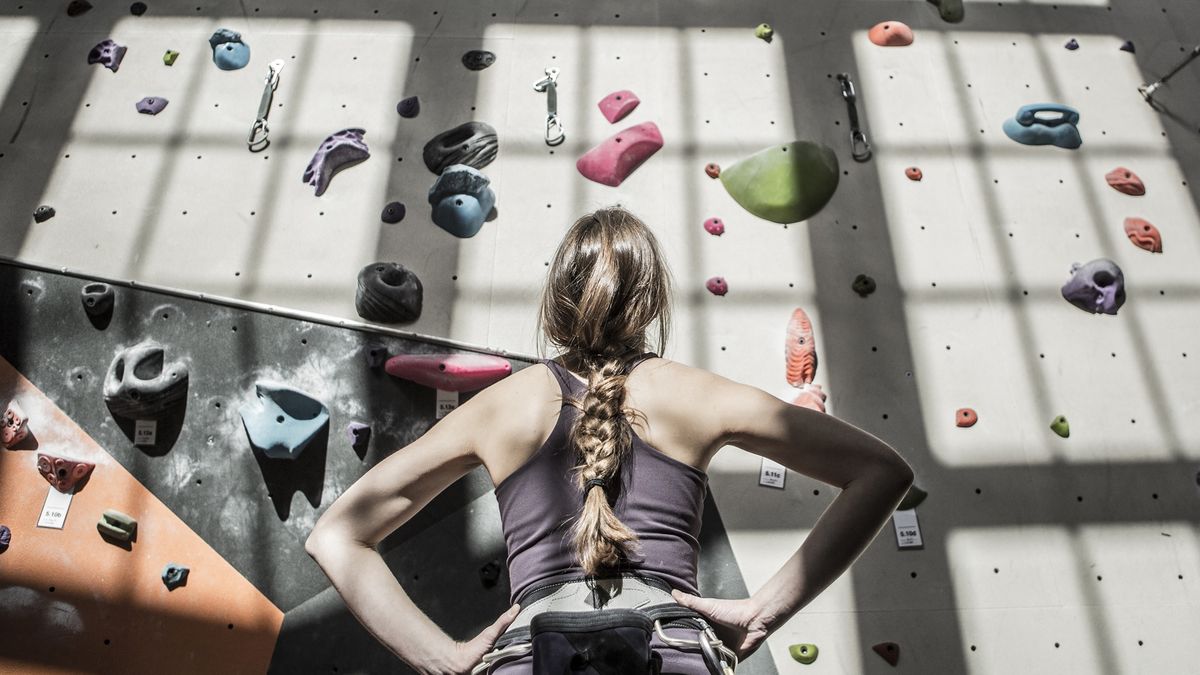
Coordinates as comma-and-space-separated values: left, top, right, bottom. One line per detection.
1123, 217, 1162, 253
785, 308, 817, 387
1105, 167, 1145, 196
705, 277, 728, 296
872, 642, 901, 666
956, 408, 977, 427
869, 21, 914, 47
905, 166, 923, 181
597, 90, 640, 124
705, 163, 721, 179
384, 353, 512, 392
703, 217, 725, 236
576, 122, 663, 187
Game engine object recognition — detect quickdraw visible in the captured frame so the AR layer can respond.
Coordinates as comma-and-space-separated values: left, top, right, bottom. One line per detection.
837, 72, 872, 162
532, 66, 565, 147
248, 59, 285, 152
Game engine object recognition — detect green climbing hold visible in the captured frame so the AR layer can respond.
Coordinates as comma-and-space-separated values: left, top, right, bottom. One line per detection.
1050, 415, 1070, 438
789, 643, 819, 664
897, 485, 927, 511
927, 0, 964, 23
163, 49, 179, 66
755, 23, 774, 43
719, 141, 839, 224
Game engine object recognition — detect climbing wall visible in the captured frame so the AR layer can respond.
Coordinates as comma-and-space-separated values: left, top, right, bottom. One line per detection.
1, 0, 1199, 673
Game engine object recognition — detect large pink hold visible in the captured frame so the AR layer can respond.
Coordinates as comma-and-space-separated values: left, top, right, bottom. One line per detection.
384, 353, 512, 392
868, 21, 914, 46
576, 121, 663, 187
598, 90, 640, 123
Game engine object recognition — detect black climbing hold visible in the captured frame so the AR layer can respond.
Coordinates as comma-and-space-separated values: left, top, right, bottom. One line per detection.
355, 262, 423, 324
422, 121, 499, 175
33, 206, 56, 223
67, 0, 93, 16
396, 96, 420, 118
462, 50, 496, 71
81, 282, 114, 319
852, 274, 876, 297
872, 642, 900, 666
1120, 40, 1135, 53
130, 2, 147, 15
161, 562, 189, 590
381, 201, 406, 224
479, 559, 502, 588
365, 344, 388, 368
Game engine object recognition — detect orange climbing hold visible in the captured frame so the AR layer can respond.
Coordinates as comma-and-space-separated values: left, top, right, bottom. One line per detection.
869, 21, 914, 47
1123, 217, 1162, 253
872, 642, 901, 666
956, 408, 977, 427
905, 166, 923, 181
785, 308, 818, 387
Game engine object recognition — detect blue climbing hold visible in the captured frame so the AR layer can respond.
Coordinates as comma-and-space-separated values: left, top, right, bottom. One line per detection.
239, 381, 329, 459
427, 164, 496, 238
1002, 103, 1082, 149
161, 562, 189, 590
209, 28, 250, 70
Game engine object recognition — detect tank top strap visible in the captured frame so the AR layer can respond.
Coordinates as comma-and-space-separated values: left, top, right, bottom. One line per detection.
542, 351, 658, 403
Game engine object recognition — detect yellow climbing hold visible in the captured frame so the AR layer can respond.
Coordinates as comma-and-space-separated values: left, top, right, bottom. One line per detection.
789, 643, 819, 664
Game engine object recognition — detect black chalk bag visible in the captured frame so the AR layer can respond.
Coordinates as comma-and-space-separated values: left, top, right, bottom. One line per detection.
529, 608, 662, 674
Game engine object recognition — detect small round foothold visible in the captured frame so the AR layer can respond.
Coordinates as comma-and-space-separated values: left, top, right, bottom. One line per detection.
852, 274, 876, 297
705, 276, 728, 296
705, 162, 721, 179
1119, 40, 1135, 53
1050, 414, 1070, 438
703, 217, 725, 236
462, 50, 496, 71
956, 407, 978, 427
381, 201, 406, 224
872, 642, 901, 666
905, 166, 923, 181
754, 23, 774, 43
130, 2, 147, 16
396, 95, 420, 118
33, 205, 56, 223
1065, 38, 1079, 50
788, 643, 818, 665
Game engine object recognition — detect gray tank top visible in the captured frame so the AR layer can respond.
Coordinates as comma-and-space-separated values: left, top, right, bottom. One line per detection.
493, 353, 709, 605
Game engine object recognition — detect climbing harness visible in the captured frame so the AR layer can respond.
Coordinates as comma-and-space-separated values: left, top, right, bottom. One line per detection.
472, 572, 737, 674
248, 59, 285, 152
533, 67, 566, 147
837, 73, 872, 162
1138, 43, 1200, 107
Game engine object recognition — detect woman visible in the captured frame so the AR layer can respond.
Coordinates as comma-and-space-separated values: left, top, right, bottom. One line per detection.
305, 207, 915, 674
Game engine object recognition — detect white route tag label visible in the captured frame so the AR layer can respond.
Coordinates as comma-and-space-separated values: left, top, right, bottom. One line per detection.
893, 509, 924, 549
436, 389, 459, 419
37, 485, 73, 529
758, 458, 786, 489
134, 419, 157, 446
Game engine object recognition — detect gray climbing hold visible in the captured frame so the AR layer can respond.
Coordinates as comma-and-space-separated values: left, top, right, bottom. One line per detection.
135, 96, 168, 115
67, 1, 93, 17
0, 524, 9, 553
161, 562, 189, 590
423, 121, 498, 175
240, 381, 329, 460
381, 201, 406, 224
97, 509, 136, 541
365, 344, 388, 368
208, 28, 250, 70
303, 128, 370, 196
462, 50, 496, 71
88, 39, 127, 72
81, 282, 114, 318
33, 206, 55, 223
347, 422, 371, 449
103, 340, 189, 418
396, 95, 420, 118
355, 262, 423, 323
852, 274, 876, 297
427, 164, 496, 238
1060, 258, 1125, 315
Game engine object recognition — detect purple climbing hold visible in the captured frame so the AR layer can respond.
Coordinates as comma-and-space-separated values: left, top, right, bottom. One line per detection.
130, 2, 147, 16
67, 0, 92, 17
1061, 259, 1125, 315
88, 39, 127, 72
347, 422, 371, 449
397, 96, 420, 118
0, 524, 9, 553
706, 276, 728, 296
135, 96, 168, 115
33, 205, 55, 223
598, 90, 640, 124
1119, 40, 1135, 53
1065, 38, 1079, 50
381, 201, 406, 223
303, 129, 370, 197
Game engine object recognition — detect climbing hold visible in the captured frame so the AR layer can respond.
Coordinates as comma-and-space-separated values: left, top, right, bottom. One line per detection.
239, 381, 329, 460
3, 401, 29, 449
135, 96, 168, 115
161, 562, 188, 589
1060, 259, 1125, 315
869, 21, 914, 47
428, 164, 497, 238
365, 344, 388, 368
381, 201, 406, 224
872, 642, 900, 666
162, 49, 180, 66
754, 23, 774, 43
81, 282, 114, 318
384, 353, 512, 392
97, 509, 136, 541
208, 29, 250, 71
704, 163, 721, 179
103, 340, 190, 418
897, 485, 927, 510
703, 217, 725, 236
1120, 40, 1135, 54
956, 408, 978, 427
33, 205, 55, 223
789, 643, 818, 665
905, 166, 923, 181
480, 559, 502, 588
705, 277, 728, 296
130, 2, 147, 15
37, 452, 96, 493
1123, 217, 1162, 253
303, 128, 370, 197
576, 121, 664, 187
347, 422, 371, 449
1105, 167, 1145, 196
720, 141, 839, 223
355, 262, 423, 324
927, 0, 964, 22
786, 308, 818, 387
0, 524, 9, 553
1065, 38, 1079, 50
852, 274, 876, 297
88, 39, 127, 72
423, 121, 499, 175
67, 0, 93, 16
396, 95, 420, 118
462, 50, 496, 71
1002, 103, 1082, 149
598, 90, 640, 124
1050, 415, 1070, 438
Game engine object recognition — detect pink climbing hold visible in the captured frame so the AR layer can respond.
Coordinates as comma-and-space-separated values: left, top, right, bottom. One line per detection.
706, 276, 728, 296
3, 401, 29, 449
1123, 217, 1162, 253
597, 90, 640, 124
703, 217, 725, 236
956, 408, 978, 427
37, 452, 95, 493
869, 21, 914, 47
384, 353, 512, 392
1105, 167, 1145, 196
576, 121, 663, 187
905, 166, 923, 181
705, 163, 721, 179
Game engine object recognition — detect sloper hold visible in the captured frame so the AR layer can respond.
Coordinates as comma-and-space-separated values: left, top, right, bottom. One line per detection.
597, 90, 640, 123
869, 21, 914, 47
384, 353, 512, 392
956, 407, 978, 427
136, 96, 168, 115
576, 121, 664, 187
1060, 259, 1125, 314
209, 28, 250, 70
462, 50, 495, 71
239, 381, 329, 460
98, 509, 136, 541
786, 308, 817, 387
355, 262, 423, 323
3, 401, 29, 448
396, 95, 420, 118
33, 205, 56, 223
1105, 167, 1145, 195
381, 201, 406, 223
37, 452, 96, 493
789, 643, 818, 664
427, 164, 496, 238
103, 341, 189, 418
423, 121, 499, 174
67, 0, 93, 16
1123, 217, 1162, 253
1050, 415, 1070, 438
872, 642, 900, 666
927, 0, 964, 22
303, 128, 370, 196
88, 39, 127, 72
81, 282, 114, 318
720, 141, 839, 223
162, 562, 189, 590
1002, 103, 1082, 149
705, 276, 728, 296
703, 217, 724, 236
897, 485, 927, 510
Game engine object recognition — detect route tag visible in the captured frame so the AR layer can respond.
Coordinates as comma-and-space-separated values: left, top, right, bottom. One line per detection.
436, 389, 459, 419
893, 509, 924, 549
759, 458, 786, 489
37, 486, 73, 529
134, 419, 157, 446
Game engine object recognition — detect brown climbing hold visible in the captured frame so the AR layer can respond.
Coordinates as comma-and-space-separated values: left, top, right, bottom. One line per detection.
905, 166, 923, 181
872, 642, 900, 666
1105, 167, 1145, 196
1123, 217, 1162, 253
705, 163, 721, 179
956, 407, 977, 427
869, 21, 914, 47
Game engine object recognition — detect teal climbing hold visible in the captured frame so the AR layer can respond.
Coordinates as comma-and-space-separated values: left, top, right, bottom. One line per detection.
719, 141, 839, 224
1002, 103, 1082, 149
239, 381, 330, 459
1050, 415, 1070, 438
789, 643, 819, 664
897, 485, 927, 510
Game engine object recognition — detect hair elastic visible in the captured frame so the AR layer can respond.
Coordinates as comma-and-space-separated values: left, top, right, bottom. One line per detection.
584, 478, 608, 492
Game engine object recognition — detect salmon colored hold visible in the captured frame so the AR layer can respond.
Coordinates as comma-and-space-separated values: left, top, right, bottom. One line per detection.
1105, 167, 1145, 196
868, 21, 914, 47
1123, 217, 1162, 253
703, 217, 725, 236
956, 408, 977, 427
785, 307, 818, 387
905, 166, 923, 181
705, 163, 721, 179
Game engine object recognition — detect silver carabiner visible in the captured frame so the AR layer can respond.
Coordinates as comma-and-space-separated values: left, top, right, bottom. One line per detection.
248, 59, 285, 152
533, 67, 565, 146
653, 618, 738, 674
837, 72, 872, 162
